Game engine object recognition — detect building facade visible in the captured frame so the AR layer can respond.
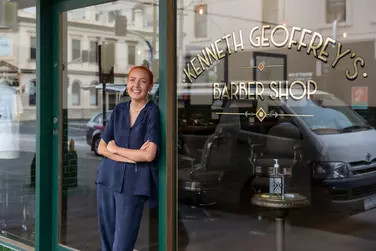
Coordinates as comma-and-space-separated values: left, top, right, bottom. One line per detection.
0, 2, 159, 121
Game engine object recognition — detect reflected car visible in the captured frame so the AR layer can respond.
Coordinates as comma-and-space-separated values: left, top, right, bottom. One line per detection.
86, 111, 112, 155
178, 88, 376, 216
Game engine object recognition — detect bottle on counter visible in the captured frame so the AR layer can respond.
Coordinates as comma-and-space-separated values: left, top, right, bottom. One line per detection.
269, 159, 285, 199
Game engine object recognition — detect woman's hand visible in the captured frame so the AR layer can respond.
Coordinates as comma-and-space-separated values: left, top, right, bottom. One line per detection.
107, 140, 119, 154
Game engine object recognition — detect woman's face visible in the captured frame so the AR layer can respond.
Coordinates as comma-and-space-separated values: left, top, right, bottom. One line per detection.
127, 68, 153, 101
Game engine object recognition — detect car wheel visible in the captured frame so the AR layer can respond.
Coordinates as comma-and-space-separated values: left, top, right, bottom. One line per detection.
93, 137, 101, 156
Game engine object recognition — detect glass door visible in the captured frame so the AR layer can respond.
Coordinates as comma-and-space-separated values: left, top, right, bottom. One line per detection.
53, 1, 160, 250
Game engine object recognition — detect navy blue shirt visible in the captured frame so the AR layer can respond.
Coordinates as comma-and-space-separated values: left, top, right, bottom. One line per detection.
96, 100, 161, 208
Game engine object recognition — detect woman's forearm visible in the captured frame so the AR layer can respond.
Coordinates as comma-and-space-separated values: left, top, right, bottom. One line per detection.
114, 147, 154, 162
105, 152, 135, 163
98, 141, 135, 163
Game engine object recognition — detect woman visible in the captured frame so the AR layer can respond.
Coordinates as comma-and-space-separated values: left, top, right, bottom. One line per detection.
96, 66, 161, 251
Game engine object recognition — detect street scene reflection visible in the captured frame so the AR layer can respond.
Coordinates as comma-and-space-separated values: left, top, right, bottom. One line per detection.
1, 0, 159, 250
58, 2, 159, 250
0, 1, 37, 247
177, 1, 376, 251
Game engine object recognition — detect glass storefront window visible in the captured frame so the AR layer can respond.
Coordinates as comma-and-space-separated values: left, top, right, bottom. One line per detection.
0, 1, 36, 247
58, 1, 159, 250
177, 1, 376, 250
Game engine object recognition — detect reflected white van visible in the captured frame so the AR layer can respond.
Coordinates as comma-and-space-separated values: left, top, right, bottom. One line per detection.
178, 87, 376, 215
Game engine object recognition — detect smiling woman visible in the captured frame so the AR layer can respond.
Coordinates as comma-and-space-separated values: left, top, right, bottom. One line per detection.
96, 65, 161, 251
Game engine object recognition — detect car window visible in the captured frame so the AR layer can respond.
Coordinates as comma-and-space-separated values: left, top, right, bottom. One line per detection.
93, 114, 103, 124
286, 94, 370, 134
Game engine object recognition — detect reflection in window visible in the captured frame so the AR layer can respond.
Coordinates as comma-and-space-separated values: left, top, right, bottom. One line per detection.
72, 39, 81, 61
90, 88, 97, 106
288, 94, 366, 133
89, 41, 98, 63
262, 0, 279, 24
326, 0, 346, 23
71, 81, 81, 106
128, 44, 136, 65
30, 37, 36, 60
194, 4, 207, 38
108, 10, 117, 23
29, 79, 36, 106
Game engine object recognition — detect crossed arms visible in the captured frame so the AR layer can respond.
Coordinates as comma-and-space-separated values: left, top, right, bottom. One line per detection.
98, 139, 157, 163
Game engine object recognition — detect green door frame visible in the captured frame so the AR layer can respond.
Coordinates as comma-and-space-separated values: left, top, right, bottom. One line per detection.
33, 0, 177, 251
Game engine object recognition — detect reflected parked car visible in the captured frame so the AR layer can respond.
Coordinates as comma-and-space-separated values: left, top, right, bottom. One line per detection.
178, 88, 376, 216
86, 111, 112, 155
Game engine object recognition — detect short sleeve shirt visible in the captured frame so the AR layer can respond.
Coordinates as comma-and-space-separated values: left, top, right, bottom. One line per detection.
96, 100, 161, 208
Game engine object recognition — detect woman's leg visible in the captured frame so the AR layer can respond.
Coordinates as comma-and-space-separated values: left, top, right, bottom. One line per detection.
112, 193, 146, 251
97, 184, 116, 251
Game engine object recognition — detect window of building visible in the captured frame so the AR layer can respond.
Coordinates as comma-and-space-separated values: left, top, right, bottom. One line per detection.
71, 81, 81, 106
326, 0, 346, 23
72, 39, 81, 61
29, 79, 36, 106
90, 88, 97, 106
194, 4, 208, 38
89, 41, 98, 63
30, 36, 36, 60
262, 0, 279, 24
128, 45, 136, 65
95, 12, 101, 21
108, 10, 117, 23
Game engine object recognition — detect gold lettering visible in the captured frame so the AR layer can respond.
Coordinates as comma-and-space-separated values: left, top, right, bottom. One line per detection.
230, 82, 239, 99
332, 43, 351, 68
233, 30, 244, 52
271, 25, 289, 48
205, 44, 218, 64
297, 28, 312, 51
213, 83, 221, 100
250, 26, 260, 47
269, 82, 279, 100
318, 37, 336, 63
261, 25, 271, 47
289, 81, 306, 100
221, 84, 229, 99
288, 26, 302, 49
247, 82, 255, 99
256, 82, 264, 100
239, 82, 247, 99
183, 63, 197, 83
307, 80, 317, 99
215, 39, 225, 60
346, 57, 365, 81
190, 57, 202, 76
307, 32, 323, 58
223, 34, 232, 54
198, 50, 211, 69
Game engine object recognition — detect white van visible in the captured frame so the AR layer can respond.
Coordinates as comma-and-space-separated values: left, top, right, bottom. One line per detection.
178, 88, 376, 214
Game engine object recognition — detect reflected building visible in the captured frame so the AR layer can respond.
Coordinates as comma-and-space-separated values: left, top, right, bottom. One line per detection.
179, 0, 376, 123
0, 2, 159, 121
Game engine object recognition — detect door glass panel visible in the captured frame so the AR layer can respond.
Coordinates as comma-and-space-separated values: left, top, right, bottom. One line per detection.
177, 1, 376, 251
0, 2, 36, 247
59, 1, 159, 250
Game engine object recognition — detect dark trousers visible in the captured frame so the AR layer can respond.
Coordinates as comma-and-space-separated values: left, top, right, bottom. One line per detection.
97, 184, 145, 251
